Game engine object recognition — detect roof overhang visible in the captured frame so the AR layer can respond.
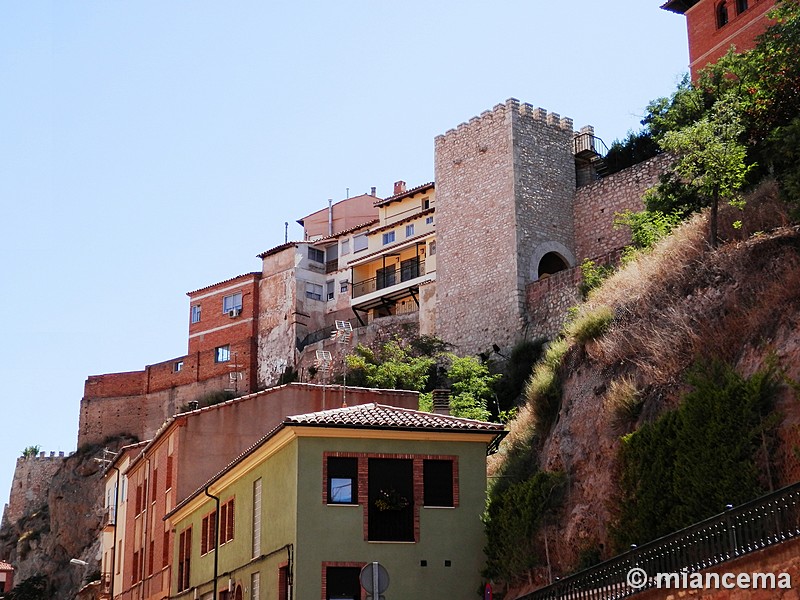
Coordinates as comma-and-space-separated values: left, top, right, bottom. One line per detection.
660, 0, 699, 14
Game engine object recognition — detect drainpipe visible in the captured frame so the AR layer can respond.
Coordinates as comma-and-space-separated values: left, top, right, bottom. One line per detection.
204, 487, 221, 600
109, 465, 121, 598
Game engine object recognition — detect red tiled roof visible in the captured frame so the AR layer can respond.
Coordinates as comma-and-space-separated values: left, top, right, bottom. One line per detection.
286, 402, 504, 432
186, 272, 262, 296
167, 397, 504, 519
256, 241, 301, 260
374, 182, 434, 207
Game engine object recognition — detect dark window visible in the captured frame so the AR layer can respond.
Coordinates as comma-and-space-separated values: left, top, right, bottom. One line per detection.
220, 498, 235, 544
215, 345, 231, 363
177, 527, 191, 592
376, 266, 396, 290
328, 457, 357, 504
736, 0, 748, 13
400, 257, 420, 282
325, 567, 361, 600
717, 1, 729, 27
368, 458, 414, 541
423, 459, 454, 507
308, 247, 325, 263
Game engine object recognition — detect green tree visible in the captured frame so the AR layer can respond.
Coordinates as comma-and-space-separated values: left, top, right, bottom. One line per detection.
659, 95, 753, 247
345, 339, 434, 391
5, 575, 50, 600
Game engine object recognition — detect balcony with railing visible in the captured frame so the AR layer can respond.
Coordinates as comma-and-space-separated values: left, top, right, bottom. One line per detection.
352, 258, 428, 299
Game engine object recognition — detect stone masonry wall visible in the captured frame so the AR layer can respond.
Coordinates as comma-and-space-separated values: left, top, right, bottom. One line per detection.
435, 99, 577, 356
573, 154, 671, 262
525, 267, 582, 341
3, 453, 66, 526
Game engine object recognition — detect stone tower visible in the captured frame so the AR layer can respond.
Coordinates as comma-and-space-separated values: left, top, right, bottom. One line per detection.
434, 98, 579, 355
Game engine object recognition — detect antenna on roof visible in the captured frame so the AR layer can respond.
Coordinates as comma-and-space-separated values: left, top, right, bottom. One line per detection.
315, 350, 333, 408
331, 321, 354, 407
284, 222, 288, 244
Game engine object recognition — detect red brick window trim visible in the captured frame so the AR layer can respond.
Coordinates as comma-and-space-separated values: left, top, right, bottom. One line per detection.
322, 451, 460, 543
320, 562, 366, 600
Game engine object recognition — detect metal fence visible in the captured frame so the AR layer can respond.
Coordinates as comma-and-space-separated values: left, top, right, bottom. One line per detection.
521, 481, 800, 600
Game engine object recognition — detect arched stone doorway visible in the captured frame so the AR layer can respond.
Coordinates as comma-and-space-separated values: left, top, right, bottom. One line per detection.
530, 241, 576, 282
537, 251, 570, 278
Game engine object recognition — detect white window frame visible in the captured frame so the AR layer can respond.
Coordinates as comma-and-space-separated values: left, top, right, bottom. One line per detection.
222, 292, 242, 313
215, 345, 231, 363
305, 282, 323, 301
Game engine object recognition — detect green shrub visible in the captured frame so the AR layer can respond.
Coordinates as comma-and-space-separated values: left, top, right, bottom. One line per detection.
566, 305, 614, 344
483, 471, 566, 583
606, 377, 643, 434
579, 259, 615, 298
614, 360, 780, 550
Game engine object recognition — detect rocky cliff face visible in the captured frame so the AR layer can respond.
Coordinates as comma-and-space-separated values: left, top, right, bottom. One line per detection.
492, 203, 800, 592
0, 438, 135, 600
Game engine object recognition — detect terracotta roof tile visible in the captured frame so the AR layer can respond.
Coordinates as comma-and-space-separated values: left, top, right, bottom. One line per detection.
186, 272, 262, 296
374, 182, 434, 207
286, 402, 504, 432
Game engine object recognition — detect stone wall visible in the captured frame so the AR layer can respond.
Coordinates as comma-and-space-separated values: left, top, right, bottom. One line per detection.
525, 267, 582, 341
3, 453, 66, 527
573, 154, 670, 262
435, 99, 577, 356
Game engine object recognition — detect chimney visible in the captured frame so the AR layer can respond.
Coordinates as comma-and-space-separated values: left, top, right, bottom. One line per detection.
432, 389, 451, 416
370, 186, 376, 196
393, 180, 406, 195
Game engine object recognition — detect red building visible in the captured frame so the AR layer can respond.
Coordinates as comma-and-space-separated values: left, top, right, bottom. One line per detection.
662, 0, 776, 78
0, 561, 13, 595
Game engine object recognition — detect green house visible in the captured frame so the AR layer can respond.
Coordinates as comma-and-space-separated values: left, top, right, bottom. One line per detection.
167, 402, 505, 599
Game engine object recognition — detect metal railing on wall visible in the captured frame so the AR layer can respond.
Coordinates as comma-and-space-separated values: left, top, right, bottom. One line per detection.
520, 481, 800, 600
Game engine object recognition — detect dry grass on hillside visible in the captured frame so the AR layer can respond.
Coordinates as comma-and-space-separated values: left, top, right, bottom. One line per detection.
581, 182, 798, 393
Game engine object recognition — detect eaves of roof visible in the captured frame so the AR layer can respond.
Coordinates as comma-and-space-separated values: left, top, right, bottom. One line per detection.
347, 231, 435, 266
374, 182, 435, 207
186, 272, 262, 296
660, 0, 699, 14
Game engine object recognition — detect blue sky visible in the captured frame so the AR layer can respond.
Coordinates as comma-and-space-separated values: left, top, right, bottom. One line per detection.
0, 2, 688, 507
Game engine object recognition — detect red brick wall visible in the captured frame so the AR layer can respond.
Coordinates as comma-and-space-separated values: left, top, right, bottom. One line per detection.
684, 0, 776, 78
187, 274, 260, 355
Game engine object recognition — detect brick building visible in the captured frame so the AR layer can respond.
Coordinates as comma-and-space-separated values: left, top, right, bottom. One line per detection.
77, 97, 667, 448
662, 0, 776, 78
100, 384, 417, 600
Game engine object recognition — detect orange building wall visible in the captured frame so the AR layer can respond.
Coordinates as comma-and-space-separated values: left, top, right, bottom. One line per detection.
678, 0, 776, 77
115, 383, 418, 600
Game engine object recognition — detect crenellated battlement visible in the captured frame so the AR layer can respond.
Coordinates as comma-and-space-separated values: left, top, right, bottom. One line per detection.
4, 452, 70, 527
435, 98, 579, 144
20, 451, 70, 461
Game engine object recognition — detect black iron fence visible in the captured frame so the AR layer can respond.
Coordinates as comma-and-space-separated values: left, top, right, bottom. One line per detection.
521, 481, 800, 600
